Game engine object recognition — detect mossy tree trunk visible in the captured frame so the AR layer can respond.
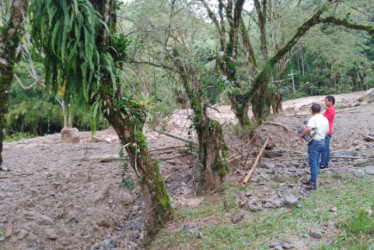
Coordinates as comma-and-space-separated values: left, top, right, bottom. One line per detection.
174, 58, 229, 191
201, 0, 254, 129
250, 9, 325, 121
249, 9, 374, 122
0, 0, 28, 166
100, 92, 173, 233
91, 0, 173, 233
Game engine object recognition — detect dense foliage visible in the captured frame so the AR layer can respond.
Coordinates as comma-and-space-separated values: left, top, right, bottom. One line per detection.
2, 0, 374, 136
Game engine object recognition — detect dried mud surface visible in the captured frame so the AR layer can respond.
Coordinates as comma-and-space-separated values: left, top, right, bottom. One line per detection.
1, 90, 374, 249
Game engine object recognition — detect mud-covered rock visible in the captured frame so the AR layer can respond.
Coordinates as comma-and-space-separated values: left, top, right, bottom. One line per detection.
61, 128, 80, 143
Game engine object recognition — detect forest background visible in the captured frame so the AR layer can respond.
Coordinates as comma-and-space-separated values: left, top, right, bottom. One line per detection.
1, 0, 373, 139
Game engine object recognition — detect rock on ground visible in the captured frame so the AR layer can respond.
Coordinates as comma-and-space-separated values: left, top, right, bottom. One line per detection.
309, 229, 322, 239
283, 195, 298, 207
232, 210, 245, 224
61, 128, 80, 143
351, 169, 366, 178
365, 166, 374, 175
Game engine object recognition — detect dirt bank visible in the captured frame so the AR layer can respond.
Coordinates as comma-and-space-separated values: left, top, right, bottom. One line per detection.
1, 91, 373, 249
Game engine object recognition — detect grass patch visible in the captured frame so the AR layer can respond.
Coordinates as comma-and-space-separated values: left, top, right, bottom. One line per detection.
322, 207, 374, 249
150, 175, 374, 249
4, 132, 35, 142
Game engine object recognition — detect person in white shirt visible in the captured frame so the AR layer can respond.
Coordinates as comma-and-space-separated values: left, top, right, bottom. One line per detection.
299, 103, 329, 190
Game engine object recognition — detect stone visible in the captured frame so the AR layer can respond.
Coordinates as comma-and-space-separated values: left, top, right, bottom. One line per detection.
232, 210, 245, 224
283, 195, 298, 207
282, 243, 295, 249
351, 169, 365, 178
270, 242, 280, 247
37, 215, 54, 225
330, 207, 337, 212
183, 224, 191, 231
309, 229, 322, 239
120, 193, 134, 206
45, 228, 58, 240
197, 232, 203, 239
365, 166, 374, 175
264, 203, 275, 209
249, 205, 260, 212
275, 163, 286, 168
331, 150, 358, 157
274, 246, 283, 250
263, 163, 275, 169
288, 166, 297, 172
245, 190, 253, 197
61, 128, 80, 143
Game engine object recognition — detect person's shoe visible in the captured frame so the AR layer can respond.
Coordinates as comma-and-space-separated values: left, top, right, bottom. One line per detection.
304, 183, 317, 190
300, 178, 311, 185
320, 165, 328, 169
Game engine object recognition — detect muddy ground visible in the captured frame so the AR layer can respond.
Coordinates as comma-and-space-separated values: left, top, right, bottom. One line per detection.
1, 90, 374, 249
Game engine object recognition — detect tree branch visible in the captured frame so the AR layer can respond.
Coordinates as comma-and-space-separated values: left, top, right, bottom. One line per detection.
240, 17, 258, 73
322, 16, 374, 36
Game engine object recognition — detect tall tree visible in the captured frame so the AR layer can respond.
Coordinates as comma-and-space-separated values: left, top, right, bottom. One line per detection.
30, 0, 173, 233
0, 0, 28, 167
124, 0, 230, 191
200, 0, 374, 125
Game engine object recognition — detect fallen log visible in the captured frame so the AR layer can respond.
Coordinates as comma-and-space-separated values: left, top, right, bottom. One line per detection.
242, 138, 269, 186
263, 122, 292, 132
156, 130, 197, 145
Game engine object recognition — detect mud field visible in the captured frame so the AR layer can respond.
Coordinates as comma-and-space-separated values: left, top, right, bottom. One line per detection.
1, 90, 374, 249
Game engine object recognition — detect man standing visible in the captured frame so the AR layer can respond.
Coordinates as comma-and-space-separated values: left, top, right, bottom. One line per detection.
320, 96, 336, 169
300, 103, 329, 190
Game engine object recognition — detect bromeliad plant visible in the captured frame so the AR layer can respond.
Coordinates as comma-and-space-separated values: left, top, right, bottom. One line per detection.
30, 0, 99, 102
30, 0, 174, 233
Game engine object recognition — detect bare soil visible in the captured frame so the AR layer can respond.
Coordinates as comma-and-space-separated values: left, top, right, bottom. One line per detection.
1, 90, 373, 249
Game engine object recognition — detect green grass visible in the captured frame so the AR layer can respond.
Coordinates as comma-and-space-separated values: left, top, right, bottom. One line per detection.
150, 174, 374, 249
4, 132, 35, 142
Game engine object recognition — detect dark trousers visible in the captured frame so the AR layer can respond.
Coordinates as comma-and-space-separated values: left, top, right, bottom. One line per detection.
320, 133, 332, 167
308, 140, 325, 184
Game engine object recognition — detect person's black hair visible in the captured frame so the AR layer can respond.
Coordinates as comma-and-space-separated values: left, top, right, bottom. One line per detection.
311, 103, 321, 113
326, 95, 335, 105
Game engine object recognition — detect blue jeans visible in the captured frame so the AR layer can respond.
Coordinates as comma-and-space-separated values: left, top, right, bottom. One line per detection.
320, 133, 332, 167
308, 140, 325, 184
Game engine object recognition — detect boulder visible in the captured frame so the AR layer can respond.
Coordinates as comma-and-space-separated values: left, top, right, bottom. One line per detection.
61, 128, 80, 143
309, 229, 322, 239
232, 210, 245, 224
365, 166, 374, 175
283, 195, 298, 207
351, 169, 365, 178
331, 150, 358, 157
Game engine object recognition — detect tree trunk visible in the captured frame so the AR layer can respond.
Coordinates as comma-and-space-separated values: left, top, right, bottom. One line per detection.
175, 58, 229, 191
0, 0, 28, 166
196, 119, 229, 191
92, 0, 173, 233
101, 97, 173, 232
228, 93, 253, 128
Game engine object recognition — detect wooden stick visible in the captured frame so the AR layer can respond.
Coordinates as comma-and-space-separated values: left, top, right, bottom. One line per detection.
242, 138, 269, 186
149, 145, 187, 152
159, 153, 191, 161
262, 122, 292, 132
156, 130, 197, 145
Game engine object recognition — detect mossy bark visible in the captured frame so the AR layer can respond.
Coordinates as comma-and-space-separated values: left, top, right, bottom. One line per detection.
100, 94, 173, 233
250, 10, 325, 122
175, 58, 229, 191
92, 0, 173, 234
0, 0, 28, 166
